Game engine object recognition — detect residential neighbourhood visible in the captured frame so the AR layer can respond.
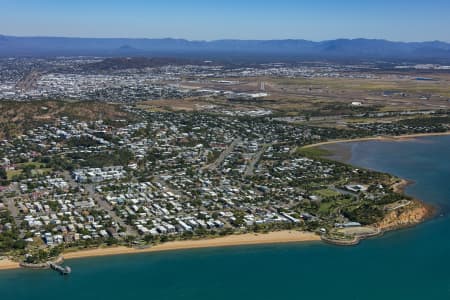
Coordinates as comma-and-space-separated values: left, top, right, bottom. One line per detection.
1, 104, 440, 259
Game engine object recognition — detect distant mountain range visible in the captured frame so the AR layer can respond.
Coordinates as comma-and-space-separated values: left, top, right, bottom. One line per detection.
82, 57, 206, 71
1, 35, 450, 62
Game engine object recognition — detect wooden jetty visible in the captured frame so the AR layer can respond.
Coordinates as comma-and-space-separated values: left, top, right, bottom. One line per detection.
48, 262, 72, 275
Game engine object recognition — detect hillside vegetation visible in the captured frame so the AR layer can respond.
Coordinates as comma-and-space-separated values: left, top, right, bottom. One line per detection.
0, 100, 133, 139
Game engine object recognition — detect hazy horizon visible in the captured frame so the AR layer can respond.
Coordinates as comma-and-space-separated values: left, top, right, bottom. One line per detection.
1, 33, 448, 44
1, 0, 450, 42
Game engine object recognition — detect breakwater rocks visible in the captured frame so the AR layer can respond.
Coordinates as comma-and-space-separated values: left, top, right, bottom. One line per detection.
321, 228, 383, 246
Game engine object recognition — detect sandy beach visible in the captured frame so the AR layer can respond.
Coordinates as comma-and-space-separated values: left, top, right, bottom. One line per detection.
63, 231, 320, 260
0, 231, 319, 270
2, 133, 447, 272
0, 259, 20, 270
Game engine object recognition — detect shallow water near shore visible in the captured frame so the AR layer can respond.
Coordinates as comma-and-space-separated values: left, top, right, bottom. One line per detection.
1, 135, 449, 300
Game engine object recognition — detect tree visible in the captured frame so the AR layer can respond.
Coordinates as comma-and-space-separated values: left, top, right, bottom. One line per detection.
0, 168, 6, 180
125, 235, 136, 246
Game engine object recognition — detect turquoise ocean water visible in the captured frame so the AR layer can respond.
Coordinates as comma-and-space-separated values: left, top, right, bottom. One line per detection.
1, 135, 449, 299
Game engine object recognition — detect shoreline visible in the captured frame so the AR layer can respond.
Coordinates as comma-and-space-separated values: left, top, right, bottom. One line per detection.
0, 230, 320, 270
303, 133, 445, 246
392, 178, 413, 194
302, 131, 450, 149
1, 132, 447, 271
64, 230, 320, 259
0, 259, 20, 270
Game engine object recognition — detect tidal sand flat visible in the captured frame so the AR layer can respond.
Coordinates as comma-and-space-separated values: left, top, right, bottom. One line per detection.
316, 132, 450, 164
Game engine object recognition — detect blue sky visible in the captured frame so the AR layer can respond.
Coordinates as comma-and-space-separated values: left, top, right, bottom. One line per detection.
1, 0, 449, 41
